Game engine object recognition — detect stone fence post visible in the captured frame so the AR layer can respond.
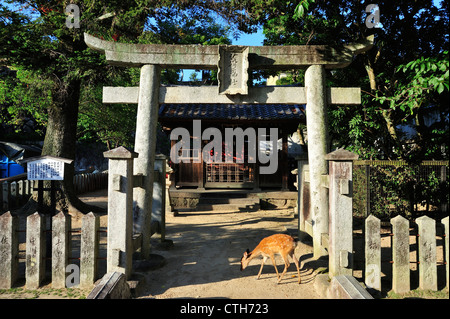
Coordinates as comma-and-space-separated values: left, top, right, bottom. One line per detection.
390, 215, 410, 293
365, 214, 381, 293
103, 146, 138, 279
325, 149, 358, 278
52, 212, 71, 288
152, 154, 167, 241
26, 212, 46, 289
0, 212, 18, 289
443, 216, 449, 291
296, 156, 311, 240
416, 215, 437, 291
80, 212, 100, 288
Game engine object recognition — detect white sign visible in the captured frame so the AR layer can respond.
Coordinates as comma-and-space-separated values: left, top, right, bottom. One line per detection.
27, 159, 65, 180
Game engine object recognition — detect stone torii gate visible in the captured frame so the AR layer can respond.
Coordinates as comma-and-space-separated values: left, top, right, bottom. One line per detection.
84, 33, 373, 262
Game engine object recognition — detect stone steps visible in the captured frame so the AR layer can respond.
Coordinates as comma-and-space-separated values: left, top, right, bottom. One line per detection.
198, 197, 259, 205
196, 192, 260, 211
195, 202, 260, 212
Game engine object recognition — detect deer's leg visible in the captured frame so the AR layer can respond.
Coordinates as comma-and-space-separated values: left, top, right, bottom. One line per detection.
269, 255, 280, 280
277, 255, 290, 283
256, 256, 267, 280
290, 252, 301, 284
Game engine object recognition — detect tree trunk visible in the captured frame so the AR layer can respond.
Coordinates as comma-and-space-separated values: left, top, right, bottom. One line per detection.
364, 60, 377, 92
29, 78, 103, 215
365, 57, 401, 159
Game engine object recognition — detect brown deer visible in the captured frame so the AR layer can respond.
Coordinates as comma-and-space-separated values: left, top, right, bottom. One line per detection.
240, 234, 301, 284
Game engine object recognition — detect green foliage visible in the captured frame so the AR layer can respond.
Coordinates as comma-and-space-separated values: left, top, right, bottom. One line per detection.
0, 66, 51, 138
143, 6, 231, 46
374, 51, 449, 114
260, 0, 449, 161
353, 162, 449, 220
1, 0, 448, 163
293, 0, 315, 20
1, 1, 232, 149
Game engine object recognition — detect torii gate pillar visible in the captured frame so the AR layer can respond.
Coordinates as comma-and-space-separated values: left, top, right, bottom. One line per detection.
305, 65, 329, 258
133, 64, 161, 259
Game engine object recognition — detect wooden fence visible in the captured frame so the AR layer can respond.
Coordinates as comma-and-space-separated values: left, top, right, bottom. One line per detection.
1, 171, 108, 213
364, 214, 449, 294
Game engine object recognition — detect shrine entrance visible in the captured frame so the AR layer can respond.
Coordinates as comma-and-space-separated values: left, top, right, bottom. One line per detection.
84, 33, 373, 260
158, 103, 306, 190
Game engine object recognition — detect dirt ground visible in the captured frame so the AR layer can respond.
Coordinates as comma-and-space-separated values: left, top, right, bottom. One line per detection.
137, 209, 324, 299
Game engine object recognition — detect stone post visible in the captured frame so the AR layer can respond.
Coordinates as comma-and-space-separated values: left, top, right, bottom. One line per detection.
296, 156, 310, 240
104, 146, 138, 279
442, 216, 449, 291
325, 149, 358, 277
390, 215, 410, 293
416, 215, 437, 291
2, 181, 11, 211
166, 164, 174, 214
52, 212, 72, 288
152, 154, 167, 241
10, 182, 17, 208
80, 212, 100, 288
305, 64, 329, 258
133, 64, 161, 260
365, 214, 381, 293
26, 212, 46, 289
0, 212, 19, 289
18, 180, 24, 204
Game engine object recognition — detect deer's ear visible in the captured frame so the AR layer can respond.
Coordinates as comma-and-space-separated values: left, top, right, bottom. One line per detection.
244, 249, 250, 256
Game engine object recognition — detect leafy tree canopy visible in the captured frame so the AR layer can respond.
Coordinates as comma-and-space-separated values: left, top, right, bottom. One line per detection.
255, 0, 449, 161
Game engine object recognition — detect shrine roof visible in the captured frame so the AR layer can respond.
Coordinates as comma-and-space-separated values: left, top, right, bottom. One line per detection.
158, 104, 306, 122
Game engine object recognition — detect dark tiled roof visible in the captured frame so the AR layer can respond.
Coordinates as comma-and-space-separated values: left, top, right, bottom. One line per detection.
159, 104, 305, 121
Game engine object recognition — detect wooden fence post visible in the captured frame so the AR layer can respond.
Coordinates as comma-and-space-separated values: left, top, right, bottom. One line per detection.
52, 212, 72, 288
80, 212, 100, 288
365, 214, 381, 293
390, 215, 410, 293
0, 212, 19, 289
416, 215, 437, 291
26, 212, 46, 289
